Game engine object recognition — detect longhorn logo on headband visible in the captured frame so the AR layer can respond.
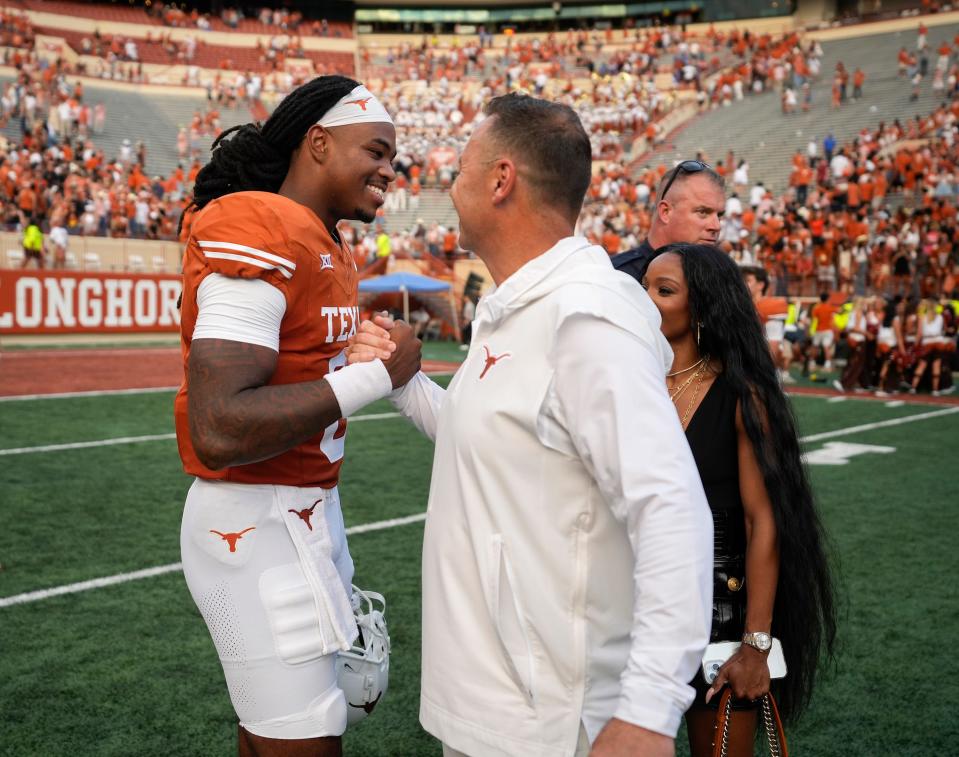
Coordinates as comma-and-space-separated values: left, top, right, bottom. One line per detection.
346, 97, 372, 111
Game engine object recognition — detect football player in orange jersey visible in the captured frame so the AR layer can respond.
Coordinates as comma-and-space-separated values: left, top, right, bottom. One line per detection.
176, 76, 420, 757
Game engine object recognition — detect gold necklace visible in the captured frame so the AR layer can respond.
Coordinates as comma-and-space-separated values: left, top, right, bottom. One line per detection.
677, 368, 707, 429
669, 361, 706, 402
666, 357, 704, 378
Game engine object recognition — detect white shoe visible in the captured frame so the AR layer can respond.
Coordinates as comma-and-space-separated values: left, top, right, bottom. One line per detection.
832, 380, 844, 393
875, 390, 891, 397
781, 372, 796, 384
940, 385, 956, 395
459, 344, 469, 351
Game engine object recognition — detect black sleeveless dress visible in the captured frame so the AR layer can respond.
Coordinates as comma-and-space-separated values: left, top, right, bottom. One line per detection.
685, 373, 752, 708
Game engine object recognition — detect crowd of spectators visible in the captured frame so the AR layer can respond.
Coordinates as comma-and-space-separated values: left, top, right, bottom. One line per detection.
146, 3, 346, 38
5, 16, 959, 310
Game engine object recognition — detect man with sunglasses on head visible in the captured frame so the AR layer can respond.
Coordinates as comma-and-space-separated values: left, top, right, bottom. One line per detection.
612, 159, 726, 283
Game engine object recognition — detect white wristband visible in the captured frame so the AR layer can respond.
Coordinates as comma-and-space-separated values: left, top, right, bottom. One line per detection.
323, 359, 393, 418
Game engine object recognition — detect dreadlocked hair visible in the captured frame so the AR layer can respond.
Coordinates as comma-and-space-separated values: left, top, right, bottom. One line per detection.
652, 243, 838, 724
190, 75, 359, 212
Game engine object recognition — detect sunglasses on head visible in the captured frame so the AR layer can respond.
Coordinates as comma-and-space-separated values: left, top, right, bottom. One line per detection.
660, 160, 711, 201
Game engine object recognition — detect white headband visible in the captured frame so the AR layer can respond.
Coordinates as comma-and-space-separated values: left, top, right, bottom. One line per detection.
317, 85, 394, 129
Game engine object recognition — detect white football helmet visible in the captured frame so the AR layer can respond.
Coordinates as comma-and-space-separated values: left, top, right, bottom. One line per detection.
336, 585, 390, 726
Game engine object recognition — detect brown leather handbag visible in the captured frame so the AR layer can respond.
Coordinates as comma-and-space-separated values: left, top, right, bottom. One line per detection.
711, 689, 789, 757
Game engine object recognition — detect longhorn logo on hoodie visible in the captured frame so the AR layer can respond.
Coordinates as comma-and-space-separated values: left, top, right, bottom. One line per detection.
479, 345, 511, 379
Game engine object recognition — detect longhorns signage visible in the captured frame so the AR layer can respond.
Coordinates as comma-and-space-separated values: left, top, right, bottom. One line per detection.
0, 270, 182, 334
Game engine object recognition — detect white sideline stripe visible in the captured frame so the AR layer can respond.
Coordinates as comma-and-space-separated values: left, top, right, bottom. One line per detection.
0, 386, 181, 402
4, 407, 957, 608
203, 251, 293, 279
0, 513, 427, 609
0, 433, 176, 456
799, 406, 959, 444
3, 402, 956, 457
0, 412, 402, 455
0, 372, 456, 402
198, 240, 296, 270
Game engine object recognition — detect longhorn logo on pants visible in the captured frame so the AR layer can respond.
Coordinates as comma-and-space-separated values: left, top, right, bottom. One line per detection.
289, 499, 322, 531
209, 527, 256, 553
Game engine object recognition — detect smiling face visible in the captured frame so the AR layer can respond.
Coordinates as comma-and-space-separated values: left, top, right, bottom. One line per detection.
323, 121, 397, 224
642, 252, 692, 342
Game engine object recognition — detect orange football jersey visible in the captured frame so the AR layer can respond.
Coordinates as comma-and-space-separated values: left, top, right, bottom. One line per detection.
175, 191, 359, 488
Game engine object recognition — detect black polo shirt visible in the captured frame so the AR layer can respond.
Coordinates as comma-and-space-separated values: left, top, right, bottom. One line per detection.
610, 239, 655, 284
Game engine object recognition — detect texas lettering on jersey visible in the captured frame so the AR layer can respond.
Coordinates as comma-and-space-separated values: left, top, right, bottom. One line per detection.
174, 191, 358, 488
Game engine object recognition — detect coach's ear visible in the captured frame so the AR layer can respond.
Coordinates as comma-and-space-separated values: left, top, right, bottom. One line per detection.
490, 157, 517, 206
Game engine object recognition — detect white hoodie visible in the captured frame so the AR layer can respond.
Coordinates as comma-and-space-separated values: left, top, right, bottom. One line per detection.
392, 237, 712, 756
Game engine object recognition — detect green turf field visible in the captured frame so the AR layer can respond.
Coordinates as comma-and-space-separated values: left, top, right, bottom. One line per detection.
2, 382, 957, 756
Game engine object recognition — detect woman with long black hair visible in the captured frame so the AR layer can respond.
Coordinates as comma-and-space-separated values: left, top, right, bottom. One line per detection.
641, 243, 837, 756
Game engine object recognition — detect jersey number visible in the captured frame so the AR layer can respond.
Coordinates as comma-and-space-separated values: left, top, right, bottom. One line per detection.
319, 349, 347, 463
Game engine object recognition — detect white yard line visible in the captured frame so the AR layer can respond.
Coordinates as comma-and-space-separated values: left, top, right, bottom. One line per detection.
0, 513, 427, 609
0, 386, 180, 402
3, 405, 957, 608
798, 406, 959, 443
0, 370, 455, 402
0, 412, 403, 456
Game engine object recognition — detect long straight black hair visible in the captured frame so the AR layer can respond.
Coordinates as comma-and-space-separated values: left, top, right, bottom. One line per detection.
651, 243, 838, 723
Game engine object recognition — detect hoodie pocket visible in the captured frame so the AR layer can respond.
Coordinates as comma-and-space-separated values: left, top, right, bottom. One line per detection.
487, 534, 536, 706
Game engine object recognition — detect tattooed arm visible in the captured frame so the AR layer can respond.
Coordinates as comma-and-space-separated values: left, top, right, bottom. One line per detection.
187, 339, 341, 469
188, 322, 421, 470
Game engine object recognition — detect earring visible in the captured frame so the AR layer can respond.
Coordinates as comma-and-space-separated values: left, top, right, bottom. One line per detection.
696, 322, 703, 347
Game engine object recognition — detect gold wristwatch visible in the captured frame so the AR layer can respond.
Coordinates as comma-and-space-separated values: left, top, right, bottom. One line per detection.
742, 631, 772, 652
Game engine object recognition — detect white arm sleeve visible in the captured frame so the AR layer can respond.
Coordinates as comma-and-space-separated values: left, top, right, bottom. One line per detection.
193, 273, 287, 351
549, 314, 713, 737
388, 371, 446, 441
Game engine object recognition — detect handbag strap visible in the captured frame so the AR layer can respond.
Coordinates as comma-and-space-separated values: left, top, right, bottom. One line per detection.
761, 692, 789, 757
712, 690, 789, 757
711, 689, 734, 757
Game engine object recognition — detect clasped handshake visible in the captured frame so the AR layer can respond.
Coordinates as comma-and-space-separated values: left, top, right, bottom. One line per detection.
346, 312, 422, 388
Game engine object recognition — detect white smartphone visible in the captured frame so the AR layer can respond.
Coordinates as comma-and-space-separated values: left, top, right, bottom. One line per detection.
701, 639, 787, 685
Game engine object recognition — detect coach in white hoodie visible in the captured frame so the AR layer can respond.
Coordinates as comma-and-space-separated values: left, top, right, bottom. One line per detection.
349, 94, 712, 757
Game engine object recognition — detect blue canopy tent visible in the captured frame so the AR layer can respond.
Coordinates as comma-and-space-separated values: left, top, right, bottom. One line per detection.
358, 271, 457, 335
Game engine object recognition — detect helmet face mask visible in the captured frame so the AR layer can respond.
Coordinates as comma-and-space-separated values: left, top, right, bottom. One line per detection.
336, 586, 390, 726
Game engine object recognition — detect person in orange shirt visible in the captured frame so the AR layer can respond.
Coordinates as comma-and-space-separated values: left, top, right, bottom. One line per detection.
743, 265, 792, 382
176, 76, 420, 757
852, 67, 865, 99
846, 179, 861, 210
809, 292, 839, 373
601, 224, 621, 254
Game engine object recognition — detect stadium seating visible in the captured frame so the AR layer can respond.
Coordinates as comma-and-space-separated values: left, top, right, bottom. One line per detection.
19, 0, 352, 38
657, 23, 959, 193
0, 76, 251, 177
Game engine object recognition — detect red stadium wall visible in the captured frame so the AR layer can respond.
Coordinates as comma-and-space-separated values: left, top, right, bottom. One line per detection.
0, 271, 181, 334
